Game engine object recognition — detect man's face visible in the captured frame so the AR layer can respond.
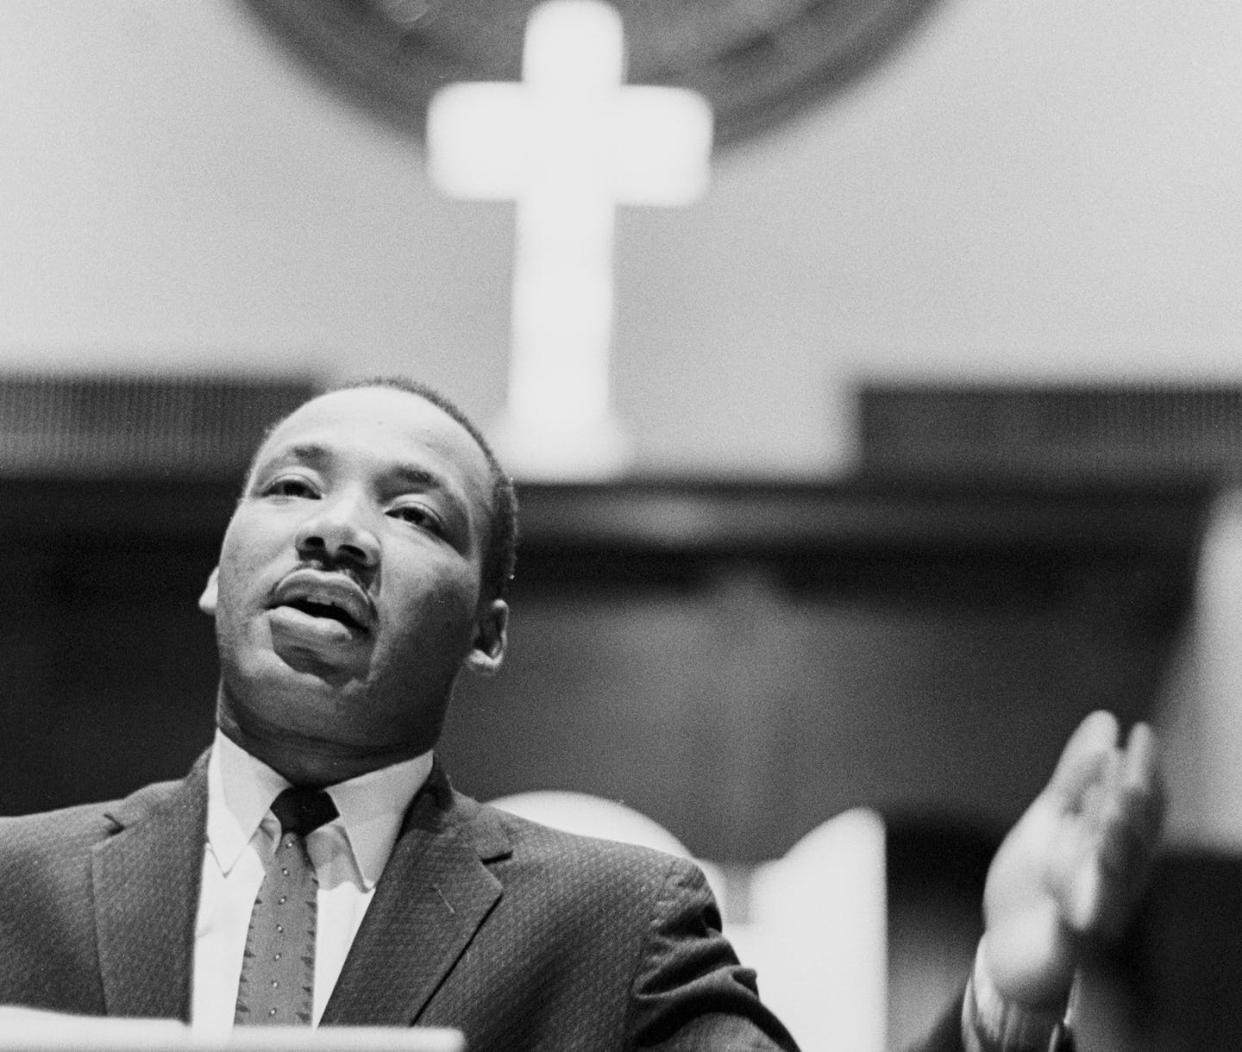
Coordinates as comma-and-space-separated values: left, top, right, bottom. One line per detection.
200, 386, 507, 770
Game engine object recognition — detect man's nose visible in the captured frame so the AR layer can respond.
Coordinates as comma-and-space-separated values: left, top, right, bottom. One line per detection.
294, 494, 380, 568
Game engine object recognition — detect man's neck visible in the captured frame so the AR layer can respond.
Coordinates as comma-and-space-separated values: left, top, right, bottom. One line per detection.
215, 712, 427, 789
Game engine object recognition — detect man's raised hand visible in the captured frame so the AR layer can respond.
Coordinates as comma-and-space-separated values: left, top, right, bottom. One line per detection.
979, 711, 1164, 1011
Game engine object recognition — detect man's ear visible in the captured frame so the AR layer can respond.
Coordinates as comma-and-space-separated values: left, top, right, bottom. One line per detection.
464, 599, 508, 677
199, 567, 220, 616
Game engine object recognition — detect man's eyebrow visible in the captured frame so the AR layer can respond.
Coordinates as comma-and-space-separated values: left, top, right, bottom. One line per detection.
256, 442, 331, 470
390, 465, 448, 490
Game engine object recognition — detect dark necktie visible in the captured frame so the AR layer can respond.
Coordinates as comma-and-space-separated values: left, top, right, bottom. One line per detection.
234, 786, 339, 1026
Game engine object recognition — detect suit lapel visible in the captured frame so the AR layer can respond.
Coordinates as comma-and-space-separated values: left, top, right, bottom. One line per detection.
322, 765, 508, 1026
92, 753, 208, 1021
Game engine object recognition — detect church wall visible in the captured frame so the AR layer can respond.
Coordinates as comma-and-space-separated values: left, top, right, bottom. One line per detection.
1, 2, 1240, 477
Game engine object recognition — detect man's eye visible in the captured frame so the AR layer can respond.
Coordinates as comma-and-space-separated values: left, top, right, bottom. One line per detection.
264, 477, 318, 498
390, 503, 441, 533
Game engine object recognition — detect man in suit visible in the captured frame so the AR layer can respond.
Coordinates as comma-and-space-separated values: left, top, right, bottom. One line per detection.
0, 378, 1161, 1050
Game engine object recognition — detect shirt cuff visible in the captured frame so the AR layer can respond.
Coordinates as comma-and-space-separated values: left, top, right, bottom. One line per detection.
961, 942, 1076, 1052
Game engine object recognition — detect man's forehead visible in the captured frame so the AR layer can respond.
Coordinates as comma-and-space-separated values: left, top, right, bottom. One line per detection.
253, 387, 492, 490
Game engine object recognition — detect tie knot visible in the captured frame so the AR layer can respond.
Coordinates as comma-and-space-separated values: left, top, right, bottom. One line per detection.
270, 786, 338, 837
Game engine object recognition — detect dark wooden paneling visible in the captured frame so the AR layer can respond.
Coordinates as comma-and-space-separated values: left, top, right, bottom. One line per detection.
0, 479, 233, 812
446, 479, 1206, 858
0, 478, 1207, 860
861, 382, 1242, 482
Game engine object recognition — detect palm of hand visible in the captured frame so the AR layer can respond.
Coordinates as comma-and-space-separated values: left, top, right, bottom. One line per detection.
980, 712, 1163, 1010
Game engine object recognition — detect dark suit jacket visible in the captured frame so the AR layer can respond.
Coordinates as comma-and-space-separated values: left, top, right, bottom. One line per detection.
0, 753, 965, 1051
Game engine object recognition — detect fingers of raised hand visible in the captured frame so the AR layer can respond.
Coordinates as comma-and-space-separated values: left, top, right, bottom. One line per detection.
1063, 722, 1164, 936
1097, 723, 1164, 878
1121, 722, 1165, 833
1049, 710, 1121, 806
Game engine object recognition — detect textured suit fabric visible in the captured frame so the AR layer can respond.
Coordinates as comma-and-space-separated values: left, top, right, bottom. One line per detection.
0, 752, 964, 1051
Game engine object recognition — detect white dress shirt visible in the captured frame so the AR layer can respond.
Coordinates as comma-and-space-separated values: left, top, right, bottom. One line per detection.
191, 730, 432, 1037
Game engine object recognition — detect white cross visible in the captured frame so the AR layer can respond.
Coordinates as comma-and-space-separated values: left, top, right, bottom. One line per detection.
427, 0, 713, 479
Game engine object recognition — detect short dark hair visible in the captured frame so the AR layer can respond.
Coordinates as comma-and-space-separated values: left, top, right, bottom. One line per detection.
247, 377, 518, 601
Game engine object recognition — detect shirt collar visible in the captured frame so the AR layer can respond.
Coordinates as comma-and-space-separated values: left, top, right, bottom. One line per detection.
206, 728, 433, 889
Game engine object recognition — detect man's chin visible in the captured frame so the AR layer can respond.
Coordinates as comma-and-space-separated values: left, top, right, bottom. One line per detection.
269, 641, 366, 688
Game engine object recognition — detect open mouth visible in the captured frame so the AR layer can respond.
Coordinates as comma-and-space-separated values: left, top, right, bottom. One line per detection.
270, 569, 376, 635
281, 597, 366, 632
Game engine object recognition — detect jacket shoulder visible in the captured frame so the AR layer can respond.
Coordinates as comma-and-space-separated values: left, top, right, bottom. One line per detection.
469, 796, 705, 894
0, 799, 122, 852
0, 774, 188, 861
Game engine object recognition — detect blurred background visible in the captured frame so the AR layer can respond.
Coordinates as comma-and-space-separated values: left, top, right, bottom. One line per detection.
3, 2, 1242, 1048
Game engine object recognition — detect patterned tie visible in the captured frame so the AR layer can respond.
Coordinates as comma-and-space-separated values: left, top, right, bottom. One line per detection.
234, 786, 339, 1026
